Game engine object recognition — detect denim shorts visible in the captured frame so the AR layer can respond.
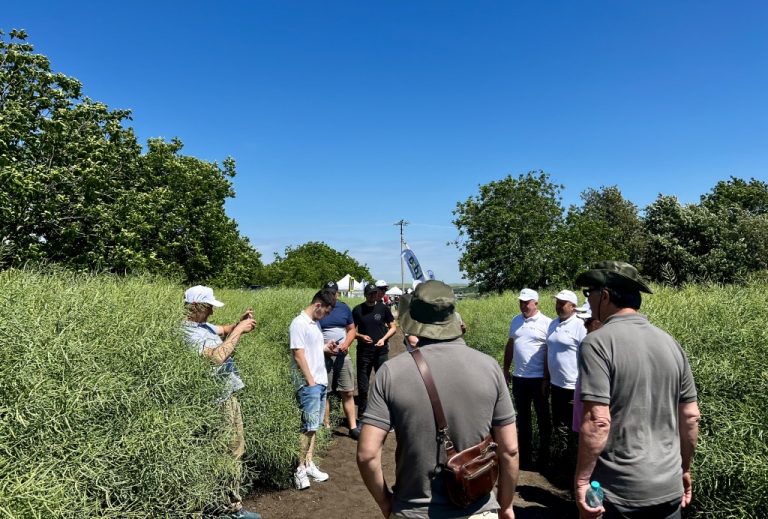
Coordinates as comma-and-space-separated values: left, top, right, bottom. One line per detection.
297, 383, 327, 432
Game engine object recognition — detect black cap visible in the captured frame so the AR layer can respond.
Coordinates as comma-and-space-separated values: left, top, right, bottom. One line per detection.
364, 283, 378, 295
322, 280, 339, 292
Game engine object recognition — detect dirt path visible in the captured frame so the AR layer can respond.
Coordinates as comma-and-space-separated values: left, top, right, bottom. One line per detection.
244, 327, 576, 518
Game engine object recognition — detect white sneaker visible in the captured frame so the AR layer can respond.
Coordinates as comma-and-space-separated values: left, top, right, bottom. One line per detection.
293, 467, 310, 490
305, 461, 329, 482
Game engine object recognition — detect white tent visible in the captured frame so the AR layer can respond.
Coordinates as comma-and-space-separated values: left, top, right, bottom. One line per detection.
336, 274, 353, 291
385, 286, 403, 296
352, 279, 367, 291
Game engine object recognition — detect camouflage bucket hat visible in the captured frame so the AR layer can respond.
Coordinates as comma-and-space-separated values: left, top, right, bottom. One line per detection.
575, 260, 653, 294
399, 280, 463, 340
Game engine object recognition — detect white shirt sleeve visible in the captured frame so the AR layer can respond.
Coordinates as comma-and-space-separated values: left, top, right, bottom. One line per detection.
289, 319, 307, 350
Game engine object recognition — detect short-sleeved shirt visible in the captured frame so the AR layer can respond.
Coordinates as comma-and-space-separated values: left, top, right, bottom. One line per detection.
319, 301, 354, 343
352, 302, 394, 349
362, 339, 516, 518
509, 311, 552, 378
579, 313, 698, 508
546, 314, 586, 389
289, 311, 329, 388
182, 321, 245, 401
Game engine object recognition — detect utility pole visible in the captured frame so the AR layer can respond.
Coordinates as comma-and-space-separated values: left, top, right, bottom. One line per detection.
394, 219, 409, 290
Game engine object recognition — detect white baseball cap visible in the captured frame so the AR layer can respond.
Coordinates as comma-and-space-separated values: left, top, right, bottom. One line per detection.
375, 279, 388, 288
554, 290, 578, 305
184, 285, 224, 307
518, 288, 539, 302
575, 300, 592, 318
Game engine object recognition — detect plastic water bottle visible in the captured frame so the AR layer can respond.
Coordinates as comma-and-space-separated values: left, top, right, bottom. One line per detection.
586, 480, 605, 508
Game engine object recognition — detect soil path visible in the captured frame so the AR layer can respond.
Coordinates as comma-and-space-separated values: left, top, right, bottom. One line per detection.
244, 326, 575, 519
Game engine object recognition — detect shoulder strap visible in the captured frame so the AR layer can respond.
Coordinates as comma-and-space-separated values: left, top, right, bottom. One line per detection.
410, 348, 457, 456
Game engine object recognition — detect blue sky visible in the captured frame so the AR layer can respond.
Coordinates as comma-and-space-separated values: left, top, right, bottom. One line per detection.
5, 1, 767, 283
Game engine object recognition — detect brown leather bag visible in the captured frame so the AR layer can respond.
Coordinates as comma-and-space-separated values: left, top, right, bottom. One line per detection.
411, 349, 499, 508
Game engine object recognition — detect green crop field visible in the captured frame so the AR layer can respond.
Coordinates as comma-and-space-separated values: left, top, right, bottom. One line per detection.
0, 269, 330, 518
457, 283, 768, 518
1, 269, 766, 517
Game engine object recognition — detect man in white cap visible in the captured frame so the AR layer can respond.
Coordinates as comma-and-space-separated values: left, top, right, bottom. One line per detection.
503, 288, 552, 469
544, 290, 586, 447
375, 279, 390, 305
182, 285, 260, 519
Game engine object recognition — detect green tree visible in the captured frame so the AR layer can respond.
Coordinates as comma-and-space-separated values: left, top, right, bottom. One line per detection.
0, 29, 262, 286
259, 241, 371, 288
701, 176, 768, 215
642, 186, 768, 284
559, 186, 645, 281
452, 171, 565, 292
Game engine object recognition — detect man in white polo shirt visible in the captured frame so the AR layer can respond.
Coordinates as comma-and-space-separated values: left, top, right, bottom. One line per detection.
545, 290, 586, 447
289, 290, 335, 490
503, 288, 552, 469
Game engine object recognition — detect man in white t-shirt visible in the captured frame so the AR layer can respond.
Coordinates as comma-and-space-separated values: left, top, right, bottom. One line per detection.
545, 289, 586, 467
503, 288, 552, 469
289, 290, 335, 490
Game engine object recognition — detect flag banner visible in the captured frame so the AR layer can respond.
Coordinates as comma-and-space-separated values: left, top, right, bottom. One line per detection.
426, 269, 435, 280
401, 245, 426, 282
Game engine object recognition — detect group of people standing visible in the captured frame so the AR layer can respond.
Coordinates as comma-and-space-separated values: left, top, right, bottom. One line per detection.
502, 286, 586, 469
182, 260, 701, 519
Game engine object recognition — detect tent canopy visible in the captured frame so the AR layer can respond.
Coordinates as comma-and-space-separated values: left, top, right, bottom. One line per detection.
336, 274, 352, 291
385, 287, 403, 296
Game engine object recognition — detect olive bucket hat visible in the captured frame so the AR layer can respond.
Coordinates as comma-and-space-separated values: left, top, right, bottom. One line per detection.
575, 260, 653, 294
399, 280, 463, 340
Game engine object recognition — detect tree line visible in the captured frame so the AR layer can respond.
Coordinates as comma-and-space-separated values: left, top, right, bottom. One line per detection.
453, 171, 768, 292
1, 30, 373, 288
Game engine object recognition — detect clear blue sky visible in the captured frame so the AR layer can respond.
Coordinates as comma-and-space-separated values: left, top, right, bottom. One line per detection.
5, 1, 767, 283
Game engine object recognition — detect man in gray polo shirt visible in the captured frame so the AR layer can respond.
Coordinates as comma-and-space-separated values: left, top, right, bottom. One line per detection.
357, 280, 519, 519
574, 261, 701, 519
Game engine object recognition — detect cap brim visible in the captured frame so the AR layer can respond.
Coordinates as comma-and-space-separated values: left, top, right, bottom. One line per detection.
210, 299, 225, 307
518, 296, 536, 301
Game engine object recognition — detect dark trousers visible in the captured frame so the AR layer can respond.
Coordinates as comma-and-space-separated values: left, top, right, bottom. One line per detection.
550, 384, 575, 431
603, 499, 682, 519
512, 376, 551, 465
356, 346, 388, 417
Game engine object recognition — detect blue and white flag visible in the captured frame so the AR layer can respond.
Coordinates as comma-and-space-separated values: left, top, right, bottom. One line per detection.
426, 269, 435, 280
401, 244, 426, 282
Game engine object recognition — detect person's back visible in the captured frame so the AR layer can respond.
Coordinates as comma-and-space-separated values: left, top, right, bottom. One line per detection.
575, 261, 699, 518
358, 280, 518, 519
581, 313, 696, 506
366, 339, 513, 516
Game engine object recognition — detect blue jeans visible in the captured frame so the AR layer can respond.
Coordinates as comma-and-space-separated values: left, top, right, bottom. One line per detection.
297, 384, 327, 432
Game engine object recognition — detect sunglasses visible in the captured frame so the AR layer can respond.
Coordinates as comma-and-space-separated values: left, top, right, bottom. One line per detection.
582, 287, 602, 298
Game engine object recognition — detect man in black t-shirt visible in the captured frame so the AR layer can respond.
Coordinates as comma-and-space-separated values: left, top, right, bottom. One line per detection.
353, 283, 396, 417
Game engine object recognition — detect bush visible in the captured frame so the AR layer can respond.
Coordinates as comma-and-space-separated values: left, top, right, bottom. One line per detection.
458, 283, 768, 518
